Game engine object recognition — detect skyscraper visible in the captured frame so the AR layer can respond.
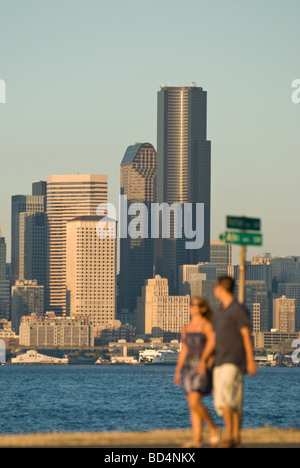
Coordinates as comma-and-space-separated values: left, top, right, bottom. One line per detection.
66, 215, 116, 328
233, 262, 273, 329
11, 280, 44, 333
118, 143, 157, 325
32, 180, 47, 197
11, 194, 46, 282
0, 223, 6, 280
19, 212, 47, 287
237, 280, 269, 332
155, 85, 211, 293
210, 240, 232, 277
0, 223, 10, 320
46, 174, 107, 316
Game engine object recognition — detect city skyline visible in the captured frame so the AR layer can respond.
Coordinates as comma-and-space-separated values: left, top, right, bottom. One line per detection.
1, 2, 300, 449
0, 0, 300, 261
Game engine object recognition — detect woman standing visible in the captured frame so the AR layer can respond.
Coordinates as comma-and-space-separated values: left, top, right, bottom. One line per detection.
174, 297, 219, 448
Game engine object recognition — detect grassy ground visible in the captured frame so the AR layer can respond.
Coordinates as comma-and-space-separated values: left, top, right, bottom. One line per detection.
0, 427, 299, 448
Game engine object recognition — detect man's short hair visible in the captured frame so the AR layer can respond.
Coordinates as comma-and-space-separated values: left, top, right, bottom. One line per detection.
216, 275, 235, 294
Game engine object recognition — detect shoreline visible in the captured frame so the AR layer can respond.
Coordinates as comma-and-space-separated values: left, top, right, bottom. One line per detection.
0, 427, 299, 448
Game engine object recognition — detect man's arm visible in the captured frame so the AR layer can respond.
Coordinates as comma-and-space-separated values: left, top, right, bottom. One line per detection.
240, 326, 257, 377
198, 322, 216, 375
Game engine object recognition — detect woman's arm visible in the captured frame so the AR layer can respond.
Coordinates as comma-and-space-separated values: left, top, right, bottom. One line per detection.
174, 327, 188, 386
197, 321, 216, 375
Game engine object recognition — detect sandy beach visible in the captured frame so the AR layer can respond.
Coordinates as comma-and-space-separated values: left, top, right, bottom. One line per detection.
0, 427, 299, 448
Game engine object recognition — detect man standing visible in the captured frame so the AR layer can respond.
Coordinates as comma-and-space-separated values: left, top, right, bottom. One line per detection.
199, 276, 257, 448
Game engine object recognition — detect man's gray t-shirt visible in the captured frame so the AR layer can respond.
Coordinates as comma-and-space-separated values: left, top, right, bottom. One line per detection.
213, 299, 251, 371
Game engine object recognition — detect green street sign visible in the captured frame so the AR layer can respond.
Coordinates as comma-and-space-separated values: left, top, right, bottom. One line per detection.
219, 231, 263, 246
226, 216, 261, 231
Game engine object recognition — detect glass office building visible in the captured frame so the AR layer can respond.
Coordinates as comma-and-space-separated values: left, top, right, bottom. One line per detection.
155, 85, 211, 293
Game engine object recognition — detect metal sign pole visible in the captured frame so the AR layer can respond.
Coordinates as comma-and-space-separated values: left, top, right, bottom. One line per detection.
239, 244, 246, 304
221, 215, 262, 305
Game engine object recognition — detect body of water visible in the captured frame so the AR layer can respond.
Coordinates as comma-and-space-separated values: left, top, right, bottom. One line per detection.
0, 365, 299, 435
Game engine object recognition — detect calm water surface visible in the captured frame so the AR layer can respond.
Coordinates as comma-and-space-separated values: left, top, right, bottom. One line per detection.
0, 365, 299, 435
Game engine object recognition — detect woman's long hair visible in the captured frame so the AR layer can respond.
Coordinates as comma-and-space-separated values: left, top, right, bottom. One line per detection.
191, 297, 213, 322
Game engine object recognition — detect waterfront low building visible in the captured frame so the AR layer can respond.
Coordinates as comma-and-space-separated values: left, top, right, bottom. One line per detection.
11, 350, 68, 364
253, 330, 299, 349
94, 320, 136, 345
19, 312, 94, 348
0, 319, 18, 346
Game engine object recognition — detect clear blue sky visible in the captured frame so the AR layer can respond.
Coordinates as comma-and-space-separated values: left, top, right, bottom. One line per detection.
0, 0, 299, 262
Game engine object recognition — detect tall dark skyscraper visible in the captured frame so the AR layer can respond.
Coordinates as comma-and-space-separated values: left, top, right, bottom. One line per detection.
32, 180, 47, 198
0, 223, 7, 281
155, 85, 211, 293
118, 143, 157, 326
11, 193, 46, 283
0, 223, 9, 320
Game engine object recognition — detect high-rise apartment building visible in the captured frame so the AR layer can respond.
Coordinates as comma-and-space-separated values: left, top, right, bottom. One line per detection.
155, 85, 211, 293
11, 194, 46, 282
274, 296, 296, 333
137, 275, 190, 338
278, 283, 300, 331
66, 215, 116, 329
118, 143, 157, 325
47, 175, 108, 316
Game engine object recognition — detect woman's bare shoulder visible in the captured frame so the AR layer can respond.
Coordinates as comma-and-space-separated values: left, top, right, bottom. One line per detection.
202, 318, 214, 334
181, 324, 190, 337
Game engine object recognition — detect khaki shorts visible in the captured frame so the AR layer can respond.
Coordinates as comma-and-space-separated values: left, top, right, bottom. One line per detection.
213, 364, 243, 417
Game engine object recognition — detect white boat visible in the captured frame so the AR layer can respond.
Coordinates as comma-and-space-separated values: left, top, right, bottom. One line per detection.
139, 347, 178, 364
151, 349, 179, 365
95, 358, 105, 365
139, 348, 162, 363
